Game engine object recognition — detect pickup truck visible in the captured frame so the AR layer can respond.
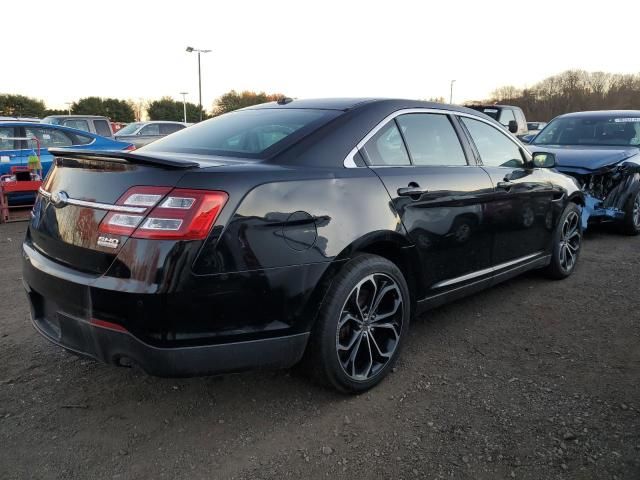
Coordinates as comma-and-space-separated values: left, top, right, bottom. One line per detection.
41, 115, 115, 139
466, 104, 529, 137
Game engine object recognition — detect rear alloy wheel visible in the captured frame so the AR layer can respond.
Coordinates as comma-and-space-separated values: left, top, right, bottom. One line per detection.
306, 254, 410, 393
545, 203, 582, 279
620, 190, 640, 236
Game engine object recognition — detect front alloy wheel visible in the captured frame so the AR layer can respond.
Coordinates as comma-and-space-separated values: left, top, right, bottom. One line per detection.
558, 210, 581, 273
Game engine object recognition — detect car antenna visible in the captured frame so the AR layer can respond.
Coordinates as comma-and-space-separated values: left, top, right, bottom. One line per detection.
277, 97, 294, 105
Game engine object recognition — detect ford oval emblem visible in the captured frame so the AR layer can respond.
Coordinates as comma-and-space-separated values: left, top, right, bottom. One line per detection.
51, 191, 69, 208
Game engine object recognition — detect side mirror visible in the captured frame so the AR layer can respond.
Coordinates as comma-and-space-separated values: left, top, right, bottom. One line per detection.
508, 120, 518, 134
531, 151, 556, 168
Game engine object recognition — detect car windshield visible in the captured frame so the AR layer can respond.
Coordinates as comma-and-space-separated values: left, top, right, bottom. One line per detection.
532, 115, 640, 147
116, 123, 143, 135
141, 108, 340, 158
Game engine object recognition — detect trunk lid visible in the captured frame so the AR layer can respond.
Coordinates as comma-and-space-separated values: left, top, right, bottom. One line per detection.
28, 150, 241, 274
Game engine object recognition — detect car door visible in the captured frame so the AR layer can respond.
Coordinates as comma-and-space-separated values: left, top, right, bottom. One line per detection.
457, 115, 555, 266
0, 125, 22, 175
360, 111, 495, 295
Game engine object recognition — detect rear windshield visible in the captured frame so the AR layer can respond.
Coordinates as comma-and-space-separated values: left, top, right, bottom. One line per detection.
532, 116, 640, 147
141, 108, 340, 158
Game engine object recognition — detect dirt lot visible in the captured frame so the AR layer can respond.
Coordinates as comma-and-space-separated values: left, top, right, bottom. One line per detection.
0, 221, 638, 480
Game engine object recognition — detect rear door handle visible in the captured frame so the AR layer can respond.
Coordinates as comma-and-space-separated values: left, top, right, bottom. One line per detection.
397, 186, 428, 197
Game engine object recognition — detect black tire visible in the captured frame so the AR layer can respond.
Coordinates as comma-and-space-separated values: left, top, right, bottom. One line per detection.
305, 254, 410, 394
619, 190, 640, 236
544, 202, 582, 280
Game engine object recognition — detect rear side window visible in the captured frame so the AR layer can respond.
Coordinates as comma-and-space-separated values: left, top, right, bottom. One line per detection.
396, 114, 467, 166
94, 119, 112, 137
362, 121, 410, 166
0, 127, 15, 150
159, 123, 184, 135
461, 117, 524, 168
142, 109, 340, 158
63, 119, 90, 132
24, 126, 73, 148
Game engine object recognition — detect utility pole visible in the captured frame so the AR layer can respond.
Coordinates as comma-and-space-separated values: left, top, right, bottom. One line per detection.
450, 80, 456, 104
179, 92, 188, 123
186, 47, 211, 122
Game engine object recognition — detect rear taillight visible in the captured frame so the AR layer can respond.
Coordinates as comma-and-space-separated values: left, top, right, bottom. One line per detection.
97, 186, 227, 240
123, 144, 136, 151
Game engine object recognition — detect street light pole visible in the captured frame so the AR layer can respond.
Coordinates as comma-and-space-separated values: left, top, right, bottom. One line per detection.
65, 102, 72, 115
450, 80, 456, 104
179, 92, 188, 123
186, 46, 211, 122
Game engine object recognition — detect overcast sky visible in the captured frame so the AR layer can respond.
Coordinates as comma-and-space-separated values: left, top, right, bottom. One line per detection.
4, 0, 639, 109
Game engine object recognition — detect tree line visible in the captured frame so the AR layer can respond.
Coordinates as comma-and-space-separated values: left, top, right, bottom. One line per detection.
0, 90, 285, 123
487, 70, 640, 121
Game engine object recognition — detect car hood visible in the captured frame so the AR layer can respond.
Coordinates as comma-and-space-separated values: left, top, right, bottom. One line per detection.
528, 144, 640, 173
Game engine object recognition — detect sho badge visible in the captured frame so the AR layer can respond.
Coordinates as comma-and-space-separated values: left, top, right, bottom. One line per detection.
97, 236, 119, 249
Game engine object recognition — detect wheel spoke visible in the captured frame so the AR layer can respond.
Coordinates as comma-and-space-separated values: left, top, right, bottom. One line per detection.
337, 327, 362, 352
369, 329, 392, 359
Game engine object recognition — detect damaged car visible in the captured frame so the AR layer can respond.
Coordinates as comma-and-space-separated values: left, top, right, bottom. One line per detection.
527, 111, 640, 234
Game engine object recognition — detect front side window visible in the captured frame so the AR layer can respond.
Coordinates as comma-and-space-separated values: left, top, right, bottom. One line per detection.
62, 119, 90, 132
499, 109, 516, 127
396, 113, 467, 166
361, 121, 410, 166
140, 124, 161, 136
461, 117, 524, 168
25, 126, 73, 149
116, 123, 142, 136
94, 119, 112, 137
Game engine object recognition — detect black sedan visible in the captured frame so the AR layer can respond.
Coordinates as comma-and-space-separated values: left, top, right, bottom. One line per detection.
23, 98, 584, 393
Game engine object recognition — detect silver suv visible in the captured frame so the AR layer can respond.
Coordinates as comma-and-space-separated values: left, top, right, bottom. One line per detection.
42, 115, 114, 139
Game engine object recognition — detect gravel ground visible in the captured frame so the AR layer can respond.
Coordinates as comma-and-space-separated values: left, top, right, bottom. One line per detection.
0, 221, 638, 480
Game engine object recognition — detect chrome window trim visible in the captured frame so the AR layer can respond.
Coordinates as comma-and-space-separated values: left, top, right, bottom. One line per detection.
343, 107, 527, 168
38, 188, 147, 213
431, 251, 544, 289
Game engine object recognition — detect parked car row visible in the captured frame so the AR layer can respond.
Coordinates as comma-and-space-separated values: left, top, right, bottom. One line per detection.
24, 98, 590, 393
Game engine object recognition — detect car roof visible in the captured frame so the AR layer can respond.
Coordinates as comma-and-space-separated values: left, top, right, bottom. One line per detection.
44, 115, 108, 119
245, 98, 491, 117
556, 110, 640, 119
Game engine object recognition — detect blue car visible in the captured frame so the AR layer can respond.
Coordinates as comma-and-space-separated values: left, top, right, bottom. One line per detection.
526, 111, 640, 234
0, 122, 134, 178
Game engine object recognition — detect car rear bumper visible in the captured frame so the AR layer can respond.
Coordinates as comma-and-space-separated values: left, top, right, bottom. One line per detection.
22, 242, 314, 377
27, 305, 309, 377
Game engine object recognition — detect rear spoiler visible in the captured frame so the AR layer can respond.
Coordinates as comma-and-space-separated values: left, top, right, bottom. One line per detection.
48, 148, 199, 169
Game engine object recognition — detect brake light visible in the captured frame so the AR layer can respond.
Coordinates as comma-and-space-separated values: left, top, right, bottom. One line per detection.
123, 144, 136, 151
97, 186, 227, 240
133, 189, 228, 240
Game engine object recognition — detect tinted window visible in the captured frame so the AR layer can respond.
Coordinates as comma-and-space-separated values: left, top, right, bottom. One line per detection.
25, 126, 73, 148
0, 127, 15, 150
396, 114, 467, 166
362, 121, 410, 166
94, 119, 112, 137
159, 123, 185, 135
532, 115, 640, 147
140, 124, 161, 136
63, 119, 90, 132
462, 117, 524, 168
70, 132, 94, 145
499, 109, 515, 126
142, 109, 339, 158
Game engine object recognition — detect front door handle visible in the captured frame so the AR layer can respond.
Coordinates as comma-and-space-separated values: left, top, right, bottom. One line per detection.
497, 181, 514, 191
